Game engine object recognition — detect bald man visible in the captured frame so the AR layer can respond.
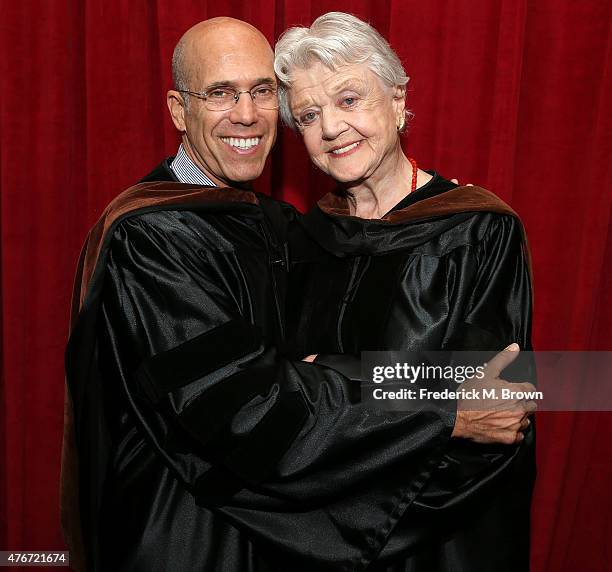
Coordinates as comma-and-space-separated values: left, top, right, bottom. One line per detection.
63, 17, 531, 572
147, 18, 279, 188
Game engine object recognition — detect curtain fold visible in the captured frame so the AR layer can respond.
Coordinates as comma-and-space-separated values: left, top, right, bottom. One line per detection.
1, 1, 610, 569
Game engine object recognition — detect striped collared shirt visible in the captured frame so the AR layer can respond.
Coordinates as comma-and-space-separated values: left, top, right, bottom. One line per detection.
170, 145, 217, 186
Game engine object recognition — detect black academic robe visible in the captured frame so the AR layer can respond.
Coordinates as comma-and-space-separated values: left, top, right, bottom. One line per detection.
286, 174, 536, 571
64, 163, 460, 572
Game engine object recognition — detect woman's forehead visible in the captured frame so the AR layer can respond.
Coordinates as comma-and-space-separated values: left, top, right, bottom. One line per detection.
289, 62, 379, 101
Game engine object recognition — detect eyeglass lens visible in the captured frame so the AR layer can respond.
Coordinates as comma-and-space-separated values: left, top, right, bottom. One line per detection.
205, 88, 278, 111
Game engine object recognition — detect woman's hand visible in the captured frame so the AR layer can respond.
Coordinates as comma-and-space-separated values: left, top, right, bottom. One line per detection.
450, 178, 473, 186
451, 344, 537, 445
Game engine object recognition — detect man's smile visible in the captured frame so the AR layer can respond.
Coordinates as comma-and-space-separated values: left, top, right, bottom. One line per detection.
220, 136, 261, 153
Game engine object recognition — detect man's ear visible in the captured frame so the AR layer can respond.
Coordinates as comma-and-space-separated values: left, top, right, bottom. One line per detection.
167, 90, 187, 131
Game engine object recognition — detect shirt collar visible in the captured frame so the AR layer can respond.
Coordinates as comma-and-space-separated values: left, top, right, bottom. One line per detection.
170, 144, 217, 186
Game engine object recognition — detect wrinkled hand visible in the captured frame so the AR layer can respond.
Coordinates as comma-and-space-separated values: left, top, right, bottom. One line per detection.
450, 178, 473, 186
451, 344, 536, 445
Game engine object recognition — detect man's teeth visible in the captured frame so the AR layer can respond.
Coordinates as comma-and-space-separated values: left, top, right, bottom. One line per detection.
332, 141, 359, 154
221, 137, 260, 149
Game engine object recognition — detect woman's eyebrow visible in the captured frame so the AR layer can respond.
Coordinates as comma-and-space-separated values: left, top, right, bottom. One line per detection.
336, 80, 365, 92
291, 78, 366, 111
325, 76, 367, 93
291, 95, 316, 112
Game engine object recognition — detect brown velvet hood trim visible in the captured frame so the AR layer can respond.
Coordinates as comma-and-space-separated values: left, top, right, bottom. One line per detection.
317, 184, 533, 282
71, 182, 258, 324
61, 182, 257, 571
317, 185, 518, 223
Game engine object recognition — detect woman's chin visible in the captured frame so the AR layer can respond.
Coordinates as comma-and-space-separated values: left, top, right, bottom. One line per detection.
325, 168, 367, 185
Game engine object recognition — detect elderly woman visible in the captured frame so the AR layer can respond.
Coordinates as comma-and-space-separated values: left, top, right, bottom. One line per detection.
275, 12, 535, 572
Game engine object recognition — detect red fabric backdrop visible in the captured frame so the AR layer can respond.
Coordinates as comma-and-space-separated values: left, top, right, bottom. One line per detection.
1, 1, 611, 570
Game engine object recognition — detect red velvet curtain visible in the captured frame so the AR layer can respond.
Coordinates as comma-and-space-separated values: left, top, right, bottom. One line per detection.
1, 1, 611, 570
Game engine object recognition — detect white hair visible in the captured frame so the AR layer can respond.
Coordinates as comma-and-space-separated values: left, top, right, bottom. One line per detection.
274, 12, 410, 131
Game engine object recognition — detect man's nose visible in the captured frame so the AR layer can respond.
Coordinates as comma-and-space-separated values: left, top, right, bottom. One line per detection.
229, 91, 258, 125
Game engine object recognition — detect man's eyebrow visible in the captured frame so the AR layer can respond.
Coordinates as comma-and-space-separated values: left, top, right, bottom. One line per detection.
253, 77, 277, 86
204, 77, 277, 90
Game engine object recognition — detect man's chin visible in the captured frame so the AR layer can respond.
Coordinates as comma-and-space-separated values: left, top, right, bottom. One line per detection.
219, 168, 264, 189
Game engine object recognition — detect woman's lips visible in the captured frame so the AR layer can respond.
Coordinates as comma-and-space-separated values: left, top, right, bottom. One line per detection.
328, 140, 362, 158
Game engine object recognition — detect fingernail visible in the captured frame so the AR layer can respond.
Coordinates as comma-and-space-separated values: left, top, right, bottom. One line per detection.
505, 343, 519, 351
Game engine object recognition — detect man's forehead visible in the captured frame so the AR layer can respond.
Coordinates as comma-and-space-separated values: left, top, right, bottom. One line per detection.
189, 41, 274, 87
194, 67, 276, 89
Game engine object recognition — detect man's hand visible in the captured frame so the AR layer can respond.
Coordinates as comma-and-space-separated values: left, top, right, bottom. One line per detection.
451, 344, 536, 445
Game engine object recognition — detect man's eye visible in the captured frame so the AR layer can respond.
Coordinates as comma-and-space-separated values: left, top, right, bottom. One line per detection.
209, 89, 233, 99
299, 111, 318, 125
253, 87, 273, 97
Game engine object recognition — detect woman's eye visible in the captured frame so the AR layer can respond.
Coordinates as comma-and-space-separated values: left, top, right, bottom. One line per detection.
300, 111, 318, 125
341, 96, 359, 107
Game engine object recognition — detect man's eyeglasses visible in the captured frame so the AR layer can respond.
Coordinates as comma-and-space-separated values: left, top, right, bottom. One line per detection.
177, 86, 279, 111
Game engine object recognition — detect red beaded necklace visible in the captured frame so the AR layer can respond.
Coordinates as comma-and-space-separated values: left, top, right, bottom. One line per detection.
408, 157, 418, 193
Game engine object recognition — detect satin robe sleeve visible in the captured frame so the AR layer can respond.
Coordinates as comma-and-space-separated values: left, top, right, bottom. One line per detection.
446, 213, 533, 351
99, 212, 456, 570
378, 213, 535, 563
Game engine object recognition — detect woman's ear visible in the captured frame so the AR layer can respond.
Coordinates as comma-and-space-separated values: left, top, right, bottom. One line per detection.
392, 85, 407, 129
